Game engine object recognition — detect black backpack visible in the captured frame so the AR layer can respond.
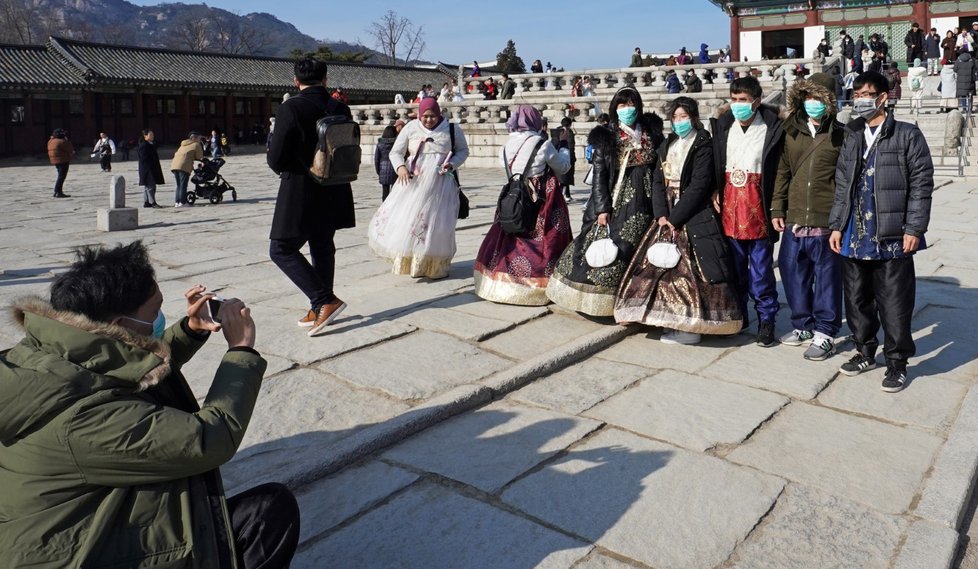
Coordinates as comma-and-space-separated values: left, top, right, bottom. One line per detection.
308, 97, 361, 186
498, 138, 546, 235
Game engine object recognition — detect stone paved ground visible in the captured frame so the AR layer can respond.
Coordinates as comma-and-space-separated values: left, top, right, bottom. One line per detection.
1, 153, 976, 568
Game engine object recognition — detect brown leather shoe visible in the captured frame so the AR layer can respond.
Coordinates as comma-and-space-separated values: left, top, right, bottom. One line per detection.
297, 308, 317, 328
308, 298, 346, 336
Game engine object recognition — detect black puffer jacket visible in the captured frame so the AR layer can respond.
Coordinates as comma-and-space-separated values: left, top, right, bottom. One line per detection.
711, 103, 785, 243
653, 128, 734, 283
586, 112, 664, 222
829, 112, 933, 240
954, 53, 977, 97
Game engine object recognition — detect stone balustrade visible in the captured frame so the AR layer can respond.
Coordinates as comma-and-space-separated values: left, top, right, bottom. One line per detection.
352, 92, 732, 128
459, 56, 840, 97
348, 57, 834, 170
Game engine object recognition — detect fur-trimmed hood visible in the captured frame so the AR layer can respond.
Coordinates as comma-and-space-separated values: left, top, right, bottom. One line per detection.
785, 78, 837, 117
1, 296, 172, 441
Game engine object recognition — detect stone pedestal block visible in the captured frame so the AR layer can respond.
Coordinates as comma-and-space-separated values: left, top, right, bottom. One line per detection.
97, 207, 138, 231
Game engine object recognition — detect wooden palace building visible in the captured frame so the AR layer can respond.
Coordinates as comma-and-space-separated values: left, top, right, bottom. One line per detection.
711, 0, 978, 64
0, 37, 453, 157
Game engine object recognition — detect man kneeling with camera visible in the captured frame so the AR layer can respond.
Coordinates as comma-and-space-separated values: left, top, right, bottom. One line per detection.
0, 241, 298, 568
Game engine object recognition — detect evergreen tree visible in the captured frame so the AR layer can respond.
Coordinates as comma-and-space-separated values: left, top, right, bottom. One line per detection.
496, 39, 526, 74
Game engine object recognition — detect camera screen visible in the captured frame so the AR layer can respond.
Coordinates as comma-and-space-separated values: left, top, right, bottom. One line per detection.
207, 297, 224, 323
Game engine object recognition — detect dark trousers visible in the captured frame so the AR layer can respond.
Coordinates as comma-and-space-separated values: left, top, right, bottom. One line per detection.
728, 237, 779, 325
842, 256, 916, 367
228, 483, 300, 569
100, 154, 111, 171
382, 184, 391, 201
778, 231, 842, 337
173, 171, 189, 204
270, 231, 337, 310
54, 163, 69, 195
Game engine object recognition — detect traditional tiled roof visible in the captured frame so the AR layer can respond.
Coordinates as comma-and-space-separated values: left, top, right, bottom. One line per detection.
0, 44, 87, 89
0, 37, 453, 95
708, 0, 901, 15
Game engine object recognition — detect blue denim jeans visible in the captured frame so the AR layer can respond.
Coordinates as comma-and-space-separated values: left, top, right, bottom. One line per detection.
173, 171, 189, 204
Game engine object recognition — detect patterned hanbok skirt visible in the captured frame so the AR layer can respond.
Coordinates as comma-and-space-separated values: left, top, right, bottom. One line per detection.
367, 153, 459, 279
473, 173, 572, 305
546, 164, 656, 316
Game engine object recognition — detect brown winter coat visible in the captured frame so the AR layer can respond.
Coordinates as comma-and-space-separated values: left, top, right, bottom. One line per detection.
170, 138, 204, 173
47, 137, 73, 165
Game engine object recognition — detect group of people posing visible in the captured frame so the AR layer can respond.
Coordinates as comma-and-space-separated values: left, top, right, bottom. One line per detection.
364, 71, 933, 394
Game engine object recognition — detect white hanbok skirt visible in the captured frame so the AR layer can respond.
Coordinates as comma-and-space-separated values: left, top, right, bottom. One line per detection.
367, 153, 459, 278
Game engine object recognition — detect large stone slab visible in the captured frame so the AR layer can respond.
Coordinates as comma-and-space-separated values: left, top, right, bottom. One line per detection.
595, 333, 739, 373
382, 401, 602, 493
585, 371, 789, 452
892, 520, 958, 569
320, 330, 511, 400
502, 428, 785, 569
915, 386, 978, 528
698, 343, 839, 399
427, 292, 550, 326
221, 367, 411, 492
480, 313, 608, 361
235, 367, 410, 457
728, 403, 943, 514
401, 304, 516, 341
179, 342, 295, 400
907, 305, 978, 388
296, 460, 419, 545
728, 484, 906, 569
818, 373, 967, 431
297, 481, 591, 569
508, 358, 650, 415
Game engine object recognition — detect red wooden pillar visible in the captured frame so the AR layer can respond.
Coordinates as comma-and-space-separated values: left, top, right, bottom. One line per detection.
224, 93, 234, 136
83, 91, 95, 141
730, 13, 741, 61
134, 88, 144, 131
182, 92, 191, 138
913, 1, 927, 29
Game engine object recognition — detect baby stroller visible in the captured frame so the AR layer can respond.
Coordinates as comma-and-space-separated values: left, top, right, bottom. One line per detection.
187, 158, 236, 204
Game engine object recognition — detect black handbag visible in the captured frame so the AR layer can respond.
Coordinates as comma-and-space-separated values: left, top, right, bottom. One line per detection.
448, 123, 468, 219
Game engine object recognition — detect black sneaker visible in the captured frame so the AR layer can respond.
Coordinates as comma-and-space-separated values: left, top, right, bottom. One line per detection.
839, 354, 877, 376
756, 321, 776, 347
881, 367, 908, 393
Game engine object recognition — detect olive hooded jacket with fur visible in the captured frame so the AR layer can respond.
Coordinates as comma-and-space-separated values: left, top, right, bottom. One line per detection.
0, 297, 267, 568
770, 77, 846, 229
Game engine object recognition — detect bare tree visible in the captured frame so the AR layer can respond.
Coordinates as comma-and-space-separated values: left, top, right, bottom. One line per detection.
0, 0, 37, 44
169, 14, 211, 52
237, 22, 271, 56
366, 10, 425, 65
211, 12, 270, 56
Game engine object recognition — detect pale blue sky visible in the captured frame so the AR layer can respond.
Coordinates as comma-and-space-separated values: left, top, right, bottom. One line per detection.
128, 1, 731, 69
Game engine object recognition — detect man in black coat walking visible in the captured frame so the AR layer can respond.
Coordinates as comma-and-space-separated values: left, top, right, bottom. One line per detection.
267, 59, 356, 336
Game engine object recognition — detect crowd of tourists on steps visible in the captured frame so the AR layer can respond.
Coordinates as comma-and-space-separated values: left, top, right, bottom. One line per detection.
369, 70, 933, 397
